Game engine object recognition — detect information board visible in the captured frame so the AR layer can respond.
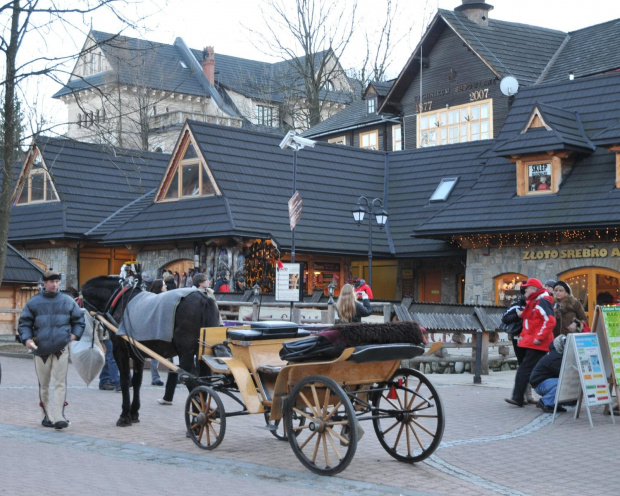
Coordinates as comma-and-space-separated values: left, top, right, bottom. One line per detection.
599, 306, 620, 385
275, 263, 302, 302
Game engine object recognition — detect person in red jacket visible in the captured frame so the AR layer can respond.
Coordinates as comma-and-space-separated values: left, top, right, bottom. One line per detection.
505, 278, 556, 408
355, 278, 374, 299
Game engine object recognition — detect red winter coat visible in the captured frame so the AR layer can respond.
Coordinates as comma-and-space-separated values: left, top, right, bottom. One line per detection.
518, 289, 556, 352
356, 283, 373, 299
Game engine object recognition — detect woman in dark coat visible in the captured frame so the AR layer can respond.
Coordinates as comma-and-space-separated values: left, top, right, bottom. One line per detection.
336, 283, 372, 323
553, 281, 587, 337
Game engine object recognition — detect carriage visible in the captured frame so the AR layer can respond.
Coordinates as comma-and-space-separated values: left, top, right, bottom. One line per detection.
180, 321, 445, 476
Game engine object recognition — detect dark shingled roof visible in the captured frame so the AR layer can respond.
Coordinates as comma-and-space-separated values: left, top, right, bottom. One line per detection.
540, 19, 620, 83
495, 103, 594, 156
102, 121, 392, 257
9, 138, 170, 241
591, 120, 620, 146
3, 243, 44, 283
412, 72, 620, 238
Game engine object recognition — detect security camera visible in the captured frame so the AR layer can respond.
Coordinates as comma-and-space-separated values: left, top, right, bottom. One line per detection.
279, 131, 316, 150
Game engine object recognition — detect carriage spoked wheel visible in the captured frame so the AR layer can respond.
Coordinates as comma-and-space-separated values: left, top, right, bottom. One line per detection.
185, 386, 226, 450
264, 407, 306, 441
372, 368, 444, 463
285, 375, 358, 476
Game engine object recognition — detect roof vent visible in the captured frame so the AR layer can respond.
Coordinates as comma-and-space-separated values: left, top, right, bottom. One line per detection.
455, 1, 494, 27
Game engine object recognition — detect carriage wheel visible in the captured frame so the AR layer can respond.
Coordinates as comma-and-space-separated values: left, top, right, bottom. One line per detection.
372, 368, 444, 463
185, 386, 226, 450
285, 375, 357, 476
264, 408, 307, 441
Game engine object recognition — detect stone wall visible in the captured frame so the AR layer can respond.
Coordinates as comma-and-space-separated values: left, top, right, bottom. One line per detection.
19, 246, 78, 289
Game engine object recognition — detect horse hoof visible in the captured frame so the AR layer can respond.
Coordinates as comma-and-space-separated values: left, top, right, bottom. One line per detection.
131, 416, 140, 424
116, 418, 132, 427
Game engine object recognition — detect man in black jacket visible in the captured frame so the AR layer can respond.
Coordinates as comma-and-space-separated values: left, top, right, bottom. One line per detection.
18, 270, 85, 429
529, 335, 568, 413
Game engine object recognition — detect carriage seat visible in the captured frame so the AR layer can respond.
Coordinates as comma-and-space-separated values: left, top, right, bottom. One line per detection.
347, 343, 425, 363
226, 321, 311, 341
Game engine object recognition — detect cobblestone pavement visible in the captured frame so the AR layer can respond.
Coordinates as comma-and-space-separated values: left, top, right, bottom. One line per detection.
0, 354, 617, 496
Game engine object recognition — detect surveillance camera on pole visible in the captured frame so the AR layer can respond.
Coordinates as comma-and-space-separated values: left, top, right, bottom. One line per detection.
279, 131, 316, 151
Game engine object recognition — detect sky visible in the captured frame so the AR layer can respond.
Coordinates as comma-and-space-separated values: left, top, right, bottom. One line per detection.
12, 0, 620, 136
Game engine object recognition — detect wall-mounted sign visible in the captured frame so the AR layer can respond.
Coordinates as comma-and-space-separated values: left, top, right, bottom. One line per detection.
528, 163, 551, 192
522, 247, 620, 260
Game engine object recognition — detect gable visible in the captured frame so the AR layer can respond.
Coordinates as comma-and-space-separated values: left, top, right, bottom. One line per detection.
13, 146, 60, 206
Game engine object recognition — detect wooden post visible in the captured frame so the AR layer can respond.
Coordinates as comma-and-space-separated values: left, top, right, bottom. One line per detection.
472, 330, 490, 374
382, 303, 392, 323
252, 300, 260, 321
327, 303, 335, 324
291, 307, 301, 323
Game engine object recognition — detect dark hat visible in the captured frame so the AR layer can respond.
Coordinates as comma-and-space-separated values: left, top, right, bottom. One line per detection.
554, 280, 572, 295
544, 279, 556, 288
42, 269, 61, 281
359, 279, 366, 285
521, 278, 543, 290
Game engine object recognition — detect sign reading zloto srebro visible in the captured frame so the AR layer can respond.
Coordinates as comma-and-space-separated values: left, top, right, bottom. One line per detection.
523, 247, 620, 260
601, 306, 620, 385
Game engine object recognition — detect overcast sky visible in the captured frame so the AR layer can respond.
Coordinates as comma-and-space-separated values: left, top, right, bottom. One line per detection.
15, 0, 620, 135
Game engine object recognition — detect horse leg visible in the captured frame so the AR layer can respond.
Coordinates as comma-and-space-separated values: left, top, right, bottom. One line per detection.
114, 344, 133, 427
129, 358, 144, 423
178, 352, 196, 394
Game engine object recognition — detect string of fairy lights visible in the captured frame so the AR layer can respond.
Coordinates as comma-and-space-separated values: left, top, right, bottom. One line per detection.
451, 227, 620, 249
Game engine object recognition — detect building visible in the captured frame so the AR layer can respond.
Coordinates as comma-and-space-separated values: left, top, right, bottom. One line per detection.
305, 1, 620, 152
53, 31, 355, 153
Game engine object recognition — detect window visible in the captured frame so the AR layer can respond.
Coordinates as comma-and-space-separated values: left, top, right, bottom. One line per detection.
359, 130, 378, 150
367, 98, 376, 114
323, 80, 334, 91
429, 177, 459, 202
417, 99, 493, 148
159, 140, 218, 201
392, 124, 402, 151
516, 157, 561, 196
82, 51, 103, 76
256, 105, 274, 126
495, 273, 527, 307
328, 136, 347, 145
14, 155, 59, 205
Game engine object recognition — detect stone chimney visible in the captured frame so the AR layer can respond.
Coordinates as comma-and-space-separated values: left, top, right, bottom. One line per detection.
454, 0, 493, 27
202, 46, 215, 84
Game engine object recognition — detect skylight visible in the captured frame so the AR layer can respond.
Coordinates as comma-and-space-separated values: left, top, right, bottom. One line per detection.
179, 60, 187, 69
430, 177, 459, 202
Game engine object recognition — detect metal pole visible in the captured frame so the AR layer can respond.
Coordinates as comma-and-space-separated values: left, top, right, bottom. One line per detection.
291, 149, 297, 264
474, 328, 482, 384
367, 212, 373, 288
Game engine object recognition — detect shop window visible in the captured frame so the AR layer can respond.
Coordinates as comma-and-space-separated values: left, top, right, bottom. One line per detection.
158, 135, 220, 202
360, 130, 378, 150
495, 273, 526, 306
13, 153, 59, 205
312, 262, 341, 295
516, 157, 561, 196
392, 124, 402, 151
417, 99, 492, 148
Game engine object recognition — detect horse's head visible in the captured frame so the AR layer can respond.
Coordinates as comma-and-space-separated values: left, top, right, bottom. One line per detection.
81, 275, 124, 313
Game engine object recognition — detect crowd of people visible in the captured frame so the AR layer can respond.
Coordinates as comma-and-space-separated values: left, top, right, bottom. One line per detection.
503, 277, 590, 413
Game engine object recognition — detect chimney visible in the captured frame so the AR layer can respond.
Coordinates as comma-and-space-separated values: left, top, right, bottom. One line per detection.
202, 46, 215, 84
454, 1, 493, 27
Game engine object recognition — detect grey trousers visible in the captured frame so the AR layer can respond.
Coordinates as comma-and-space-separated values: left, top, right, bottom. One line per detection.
34, 348, 69, 423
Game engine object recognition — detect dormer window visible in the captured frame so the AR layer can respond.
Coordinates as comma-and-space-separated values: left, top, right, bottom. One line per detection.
14, 153, 60, 205
367, 97, 376, 114
82, 51, 103, 76
157, 135, 220, 202
516, 158, 560, 196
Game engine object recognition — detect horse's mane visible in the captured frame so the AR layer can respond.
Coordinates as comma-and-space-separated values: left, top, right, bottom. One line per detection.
81, 275, 124, 311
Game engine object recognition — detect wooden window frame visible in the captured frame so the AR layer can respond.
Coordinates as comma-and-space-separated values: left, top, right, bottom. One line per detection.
256, 105, 274, 127
516, 155, 561, 196
392, 124, 402, 151
15, 155, 59, 205
359, 130, 378, 150
417, 98, 493, 148
328, 136, 347, 145
367, 98, 376, 114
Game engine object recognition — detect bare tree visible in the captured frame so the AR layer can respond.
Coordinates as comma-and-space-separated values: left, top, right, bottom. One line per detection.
0, 0, 143, 285
247, 0, 357, 129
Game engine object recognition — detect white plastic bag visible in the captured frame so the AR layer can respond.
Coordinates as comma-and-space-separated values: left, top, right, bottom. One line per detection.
70, 310, 105, 386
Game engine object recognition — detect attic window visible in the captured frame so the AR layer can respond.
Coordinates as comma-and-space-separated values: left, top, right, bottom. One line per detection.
516, 159, 559, 196
367, 97, 376, 114
430, 177, 458, 202
158, 139, 218, 202
14, 154, 60, 205
179, 60, 188, 69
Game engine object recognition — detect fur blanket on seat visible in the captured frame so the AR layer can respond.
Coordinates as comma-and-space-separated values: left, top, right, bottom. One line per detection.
319, 321, 424, 350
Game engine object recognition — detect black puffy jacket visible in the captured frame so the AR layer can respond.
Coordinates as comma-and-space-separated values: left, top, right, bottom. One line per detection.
18, 290, 85, 356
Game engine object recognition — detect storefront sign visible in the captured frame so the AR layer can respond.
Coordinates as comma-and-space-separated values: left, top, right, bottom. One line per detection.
600, 306, 620, 385
522, 247, 620, 260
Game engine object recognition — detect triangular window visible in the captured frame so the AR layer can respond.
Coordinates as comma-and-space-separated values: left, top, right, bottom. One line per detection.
157, 133, 219, 201
14, 152, 59, 205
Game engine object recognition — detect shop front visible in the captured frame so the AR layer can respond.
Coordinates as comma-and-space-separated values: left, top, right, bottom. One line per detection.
467, 243, 620, 324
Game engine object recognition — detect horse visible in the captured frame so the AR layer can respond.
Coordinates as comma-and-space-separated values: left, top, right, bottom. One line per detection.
81, 275, 221, 426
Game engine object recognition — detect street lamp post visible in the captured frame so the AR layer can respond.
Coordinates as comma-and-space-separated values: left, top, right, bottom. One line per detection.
352, 196, 388, 288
